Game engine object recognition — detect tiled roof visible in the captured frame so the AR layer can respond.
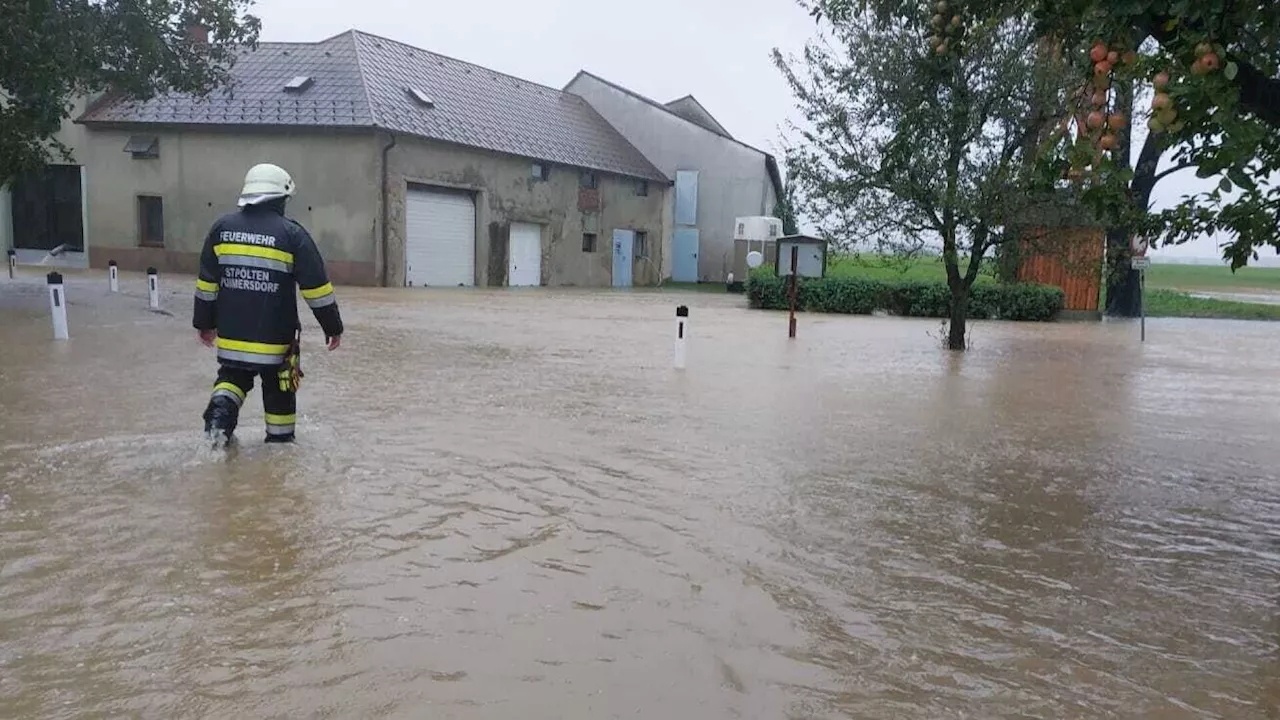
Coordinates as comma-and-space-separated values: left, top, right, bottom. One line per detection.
78, 31, 667, 182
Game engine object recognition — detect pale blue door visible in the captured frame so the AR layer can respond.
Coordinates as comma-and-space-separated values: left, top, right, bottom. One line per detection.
612, 229, 634, 287
673, 228, 699, 282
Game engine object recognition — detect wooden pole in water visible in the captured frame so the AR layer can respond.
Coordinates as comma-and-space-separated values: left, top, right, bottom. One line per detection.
7, 249, 14, 279
788, 245, 799, 339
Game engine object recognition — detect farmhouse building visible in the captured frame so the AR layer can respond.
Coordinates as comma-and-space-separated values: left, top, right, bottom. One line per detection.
2, 29, 781, 288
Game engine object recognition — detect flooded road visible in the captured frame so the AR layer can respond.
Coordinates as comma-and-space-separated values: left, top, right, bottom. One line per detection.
2, 269, 1278, 719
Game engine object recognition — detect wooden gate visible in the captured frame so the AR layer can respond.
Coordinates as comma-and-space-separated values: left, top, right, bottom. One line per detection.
1015, 226, 1104, 312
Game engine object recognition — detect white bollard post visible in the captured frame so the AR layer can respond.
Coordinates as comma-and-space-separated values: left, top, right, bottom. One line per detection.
48, 272, 69, 340
147, 266, 159, 309
674, 305, 688, 370
7, 249, 15, 280
108, 260, 119, 292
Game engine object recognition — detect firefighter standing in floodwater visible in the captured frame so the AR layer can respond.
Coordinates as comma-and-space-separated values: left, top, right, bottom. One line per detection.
192, 162, 344, 444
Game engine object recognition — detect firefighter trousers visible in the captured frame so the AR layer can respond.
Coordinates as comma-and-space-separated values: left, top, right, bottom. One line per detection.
204, 363, 296, 441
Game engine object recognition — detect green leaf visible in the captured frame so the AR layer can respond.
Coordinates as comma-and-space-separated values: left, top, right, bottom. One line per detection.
1227, 167, 1256, 192
1224, 61, 1238, 80
1219, 177, 1233, 194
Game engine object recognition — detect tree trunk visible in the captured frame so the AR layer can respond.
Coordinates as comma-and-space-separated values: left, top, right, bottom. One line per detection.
1105, 75, 1142, 317
1107, 117, 1164, 317
1105, 229, 1143, 316
948, 285, 968, 350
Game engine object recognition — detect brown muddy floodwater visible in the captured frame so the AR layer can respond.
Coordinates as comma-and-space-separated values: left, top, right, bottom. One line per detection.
1, 269, 1278, 719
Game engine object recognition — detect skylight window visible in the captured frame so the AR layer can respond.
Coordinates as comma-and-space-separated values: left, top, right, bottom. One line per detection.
407, 88, 435, 108
283, 75, 313, 92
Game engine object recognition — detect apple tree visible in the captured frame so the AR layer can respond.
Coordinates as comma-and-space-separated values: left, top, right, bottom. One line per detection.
773, 0, 1067, 349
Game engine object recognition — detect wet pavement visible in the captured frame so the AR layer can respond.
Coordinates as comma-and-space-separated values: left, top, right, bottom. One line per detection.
1, 268, 1278, 719
1190, 290, 1280, 306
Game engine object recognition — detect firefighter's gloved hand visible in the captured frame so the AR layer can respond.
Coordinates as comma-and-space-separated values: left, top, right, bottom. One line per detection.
327, 335, 341, 351
198, 329, 217, 348
278, 352, 303, 392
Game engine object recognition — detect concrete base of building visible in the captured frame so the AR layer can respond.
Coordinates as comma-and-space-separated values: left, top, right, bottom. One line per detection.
10, 248, 89, 270
88, 249, 379, 287
1056, 309, 1103, 322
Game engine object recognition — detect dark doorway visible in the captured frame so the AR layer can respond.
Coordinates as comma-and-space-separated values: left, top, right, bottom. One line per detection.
10, 165, 84, 252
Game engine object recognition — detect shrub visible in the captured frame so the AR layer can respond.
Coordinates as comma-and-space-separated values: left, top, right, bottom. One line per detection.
746, 268, 1064, 322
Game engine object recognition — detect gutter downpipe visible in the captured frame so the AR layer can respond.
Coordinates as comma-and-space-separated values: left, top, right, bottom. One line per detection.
379, 130, 397, 287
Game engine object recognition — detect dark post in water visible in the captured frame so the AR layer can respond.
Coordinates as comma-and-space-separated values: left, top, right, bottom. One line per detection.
788, 246, 799, 339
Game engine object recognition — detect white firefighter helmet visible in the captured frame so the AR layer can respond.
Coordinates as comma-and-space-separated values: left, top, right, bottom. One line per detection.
237, 163, 295, 206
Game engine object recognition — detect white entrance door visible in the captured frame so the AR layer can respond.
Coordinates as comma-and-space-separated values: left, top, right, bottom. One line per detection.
508, 223, 542, 286
404, 187, 475, 287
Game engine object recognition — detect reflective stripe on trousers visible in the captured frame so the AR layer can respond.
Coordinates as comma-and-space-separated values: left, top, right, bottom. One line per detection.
265, 413, 296, 436
212, 381, 246, 406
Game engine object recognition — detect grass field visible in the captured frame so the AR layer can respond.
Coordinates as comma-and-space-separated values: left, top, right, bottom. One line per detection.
824, 254, 996, 283
776, 254, 1280, 321
1143, 288, 1280, 321
1141, 263, 1280, 292
823, 254, 1280, 291
670, 254, 1280, 321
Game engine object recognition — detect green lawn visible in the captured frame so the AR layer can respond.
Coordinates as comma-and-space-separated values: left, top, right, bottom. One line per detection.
818, 254, 1280, 321
1142, 289, 1280, 321
667, 253, 1280, 321
1143, 263, 1280, 292
823, 253, 1280, 293
824, 254, 996, 283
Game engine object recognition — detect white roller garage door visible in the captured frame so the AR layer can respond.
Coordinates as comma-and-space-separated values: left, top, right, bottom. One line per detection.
404, 187, 475, 287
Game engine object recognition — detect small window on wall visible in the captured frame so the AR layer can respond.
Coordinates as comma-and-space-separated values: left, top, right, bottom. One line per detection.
531, 162, 549, 181
635, 180, 649, 196
579, 171, 598, 189
137, 195, 164, 247
582, 233, 597, 252
123, 134, 159, 159
635, 231, 649, 258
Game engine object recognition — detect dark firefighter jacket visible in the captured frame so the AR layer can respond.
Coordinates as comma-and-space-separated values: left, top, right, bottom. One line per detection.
192, 205, 344, 369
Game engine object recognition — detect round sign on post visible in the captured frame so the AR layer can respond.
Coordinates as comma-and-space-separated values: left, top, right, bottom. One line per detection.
746, 251, 764, 269
1130, 235, 1149, 257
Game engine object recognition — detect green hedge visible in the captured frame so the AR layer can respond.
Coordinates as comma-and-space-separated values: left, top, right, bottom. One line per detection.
746, 271, 1064, 322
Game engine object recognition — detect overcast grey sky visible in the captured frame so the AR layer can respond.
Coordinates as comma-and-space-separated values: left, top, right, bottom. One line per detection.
252, 0, 1241, 261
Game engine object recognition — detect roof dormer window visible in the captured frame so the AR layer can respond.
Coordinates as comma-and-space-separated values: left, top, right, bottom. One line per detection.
284, 76, 313, 92
407, 88, 435, 108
